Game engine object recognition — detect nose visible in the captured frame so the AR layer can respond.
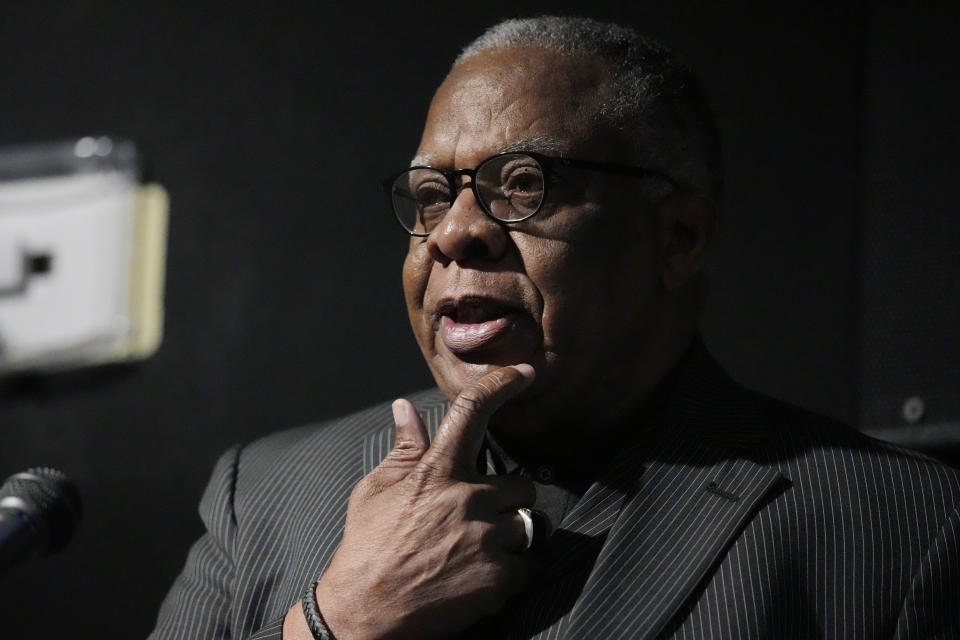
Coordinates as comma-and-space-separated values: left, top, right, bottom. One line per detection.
427, 187, 508, 265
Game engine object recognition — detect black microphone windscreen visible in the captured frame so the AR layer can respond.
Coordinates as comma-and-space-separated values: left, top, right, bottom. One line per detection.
0, 467, 82, 554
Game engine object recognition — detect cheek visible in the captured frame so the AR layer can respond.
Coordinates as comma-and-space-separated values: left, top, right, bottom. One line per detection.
401, 244, 430, 313
517, 238, 584, 350
524, 221, 659, 353
402, 246, 436, 354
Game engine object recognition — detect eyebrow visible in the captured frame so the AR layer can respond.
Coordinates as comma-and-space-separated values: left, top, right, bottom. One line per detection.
409, 135, 572, 168
498, 136, 571, 155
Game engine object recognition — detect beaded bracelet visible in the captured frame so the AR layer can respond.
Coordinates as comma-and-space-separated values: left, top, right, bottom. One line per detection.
301, 579, 333, 640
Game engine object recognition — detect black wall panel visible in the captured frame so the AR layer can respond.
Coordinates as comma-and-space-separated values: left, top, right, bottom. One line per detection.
859, 5, 960, 430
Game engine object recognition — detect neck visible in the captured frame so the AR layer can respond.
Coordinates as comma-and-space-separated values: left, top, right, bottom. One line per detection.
489, 332, 701, 476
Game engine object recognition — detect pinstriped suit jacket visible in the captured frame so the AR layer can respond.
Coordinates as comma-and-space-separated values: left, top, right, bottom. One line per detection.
150, 348, 960, 639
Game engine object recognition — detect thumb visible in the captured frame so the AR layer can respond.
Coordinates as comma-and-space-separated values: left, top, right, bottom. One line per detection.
369, 399, 431, 487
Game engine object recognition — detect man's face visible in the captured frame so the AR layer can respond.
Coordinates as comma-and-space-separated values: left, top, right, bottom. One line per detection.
402, 47, 670, 436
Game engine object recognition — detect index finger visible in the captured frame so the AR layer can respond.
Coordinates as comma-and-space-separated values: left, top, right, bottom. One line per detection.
423, 364, 535, 477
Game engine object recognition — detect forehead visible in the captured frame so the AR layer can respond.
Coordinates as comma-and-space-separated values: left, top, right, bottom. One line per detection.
416, 47, 611, 168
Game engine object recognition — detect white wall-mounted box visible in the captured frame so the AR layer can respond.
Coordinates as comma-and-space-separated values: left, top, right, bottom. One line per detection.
0, 137, 168, 374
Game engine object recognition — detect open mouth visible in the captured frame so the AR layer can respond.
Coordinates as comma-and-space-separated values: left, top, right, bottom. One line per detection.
436, 296, 514, 324
434, 296, 519, 354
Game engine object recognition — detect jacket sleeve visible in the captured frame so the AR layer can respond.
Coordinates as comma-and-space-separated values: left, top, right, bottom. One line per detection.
148, 445, 286, 640
894, 502, 960, 639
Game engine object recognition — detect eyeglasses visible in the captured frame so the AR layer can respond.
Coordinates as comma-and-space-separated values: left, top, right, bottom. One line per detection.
383, 151, 677, 236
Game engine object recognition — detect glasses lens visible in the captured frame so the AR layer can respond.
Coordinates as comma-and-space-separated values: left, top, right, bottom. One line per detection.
391, 168, 452, 235
476, 153, 545, 221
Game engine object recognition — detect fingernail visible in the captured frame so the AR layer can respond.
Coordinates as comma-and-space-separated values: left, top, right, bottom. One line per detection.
510, 363, 536, 383
391, 399, 406, 425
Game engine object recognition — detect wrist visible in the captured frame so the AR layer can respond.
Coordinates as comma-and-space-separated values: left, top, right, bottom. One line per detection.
301, 579, 334, 640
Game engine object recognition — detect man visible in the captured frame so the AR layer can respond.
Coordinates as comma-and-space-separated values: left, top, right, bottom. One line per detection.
152, 16, 960, 639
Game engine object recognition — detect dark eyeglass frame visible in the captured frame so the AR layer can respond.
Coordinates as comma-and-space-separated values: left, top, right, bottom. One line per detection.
382, 151, 678, 237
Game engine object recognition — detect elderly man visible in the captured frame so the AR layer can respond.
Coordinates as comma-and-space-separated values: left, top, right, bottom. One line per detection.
152, 16, 960, 640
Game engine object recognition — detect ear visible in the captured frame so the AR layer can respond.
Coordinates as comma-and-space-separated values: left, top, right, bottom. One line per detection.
657, 193, 716, 291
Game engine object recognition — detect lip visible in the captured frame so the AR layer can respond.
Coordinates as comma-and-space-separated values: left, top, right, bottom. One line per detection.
439, 314, 517, 354
433, 295, 522, 355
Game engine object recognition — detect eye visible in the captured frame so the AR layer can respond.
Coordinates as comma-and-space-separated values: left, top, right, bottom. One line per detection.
412, 177, 450, 206
499, 160, 544, 215
498, 158, 543, 191
412, 177, 452, 225
502, 167, 542, 194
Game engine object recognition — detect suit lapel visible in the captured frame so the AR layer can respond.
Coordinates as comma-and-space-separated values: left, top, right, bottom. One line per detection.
565, 440, 782, 639
564, 344, 786, 639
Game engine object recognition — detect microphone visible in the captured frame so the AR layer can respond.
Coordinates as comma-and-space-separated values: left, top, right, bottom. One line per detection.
0, 467, 82, 576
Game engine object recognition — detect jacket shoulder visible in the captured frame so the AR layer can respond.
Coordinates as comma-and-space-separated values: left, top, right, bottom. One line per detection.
742, 389, 960, 519
232, 388, 448, 497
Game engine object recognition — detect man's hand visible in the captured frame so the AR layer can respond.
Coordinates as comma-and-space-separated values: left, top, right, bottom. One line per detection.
284, 364, 536, 639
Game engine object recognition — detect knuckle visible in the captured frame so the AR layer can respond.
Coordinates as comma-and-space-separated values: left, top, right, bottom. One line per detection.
444, 484, 474, 517
383, 440, 423, 464
449, 369, 518, 418
406, 459, 443, 487
463, 482, 496, 508
480, 367, 513, 389
455, 483, 486, 511
473, 378, 496, 397
473, 480, 499, 498
425, 439, 456, 463
475, 517, 502, 547
451, 391, 485, 418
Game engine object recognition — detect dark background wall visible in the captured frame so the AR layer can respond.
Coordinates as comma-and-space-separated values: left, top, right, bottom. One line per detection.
0, 1, 956, 636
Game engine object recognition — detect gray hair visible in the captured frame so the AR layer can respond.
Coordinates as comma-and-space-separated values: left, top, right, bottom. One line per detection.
454, 16, 723, 202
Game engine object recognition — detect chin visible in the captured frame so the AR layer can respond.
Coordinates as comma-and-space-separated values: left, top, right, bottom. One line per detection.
429, 354, 557, 432
430, 358, 502, 399
427, 334, 538, 388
